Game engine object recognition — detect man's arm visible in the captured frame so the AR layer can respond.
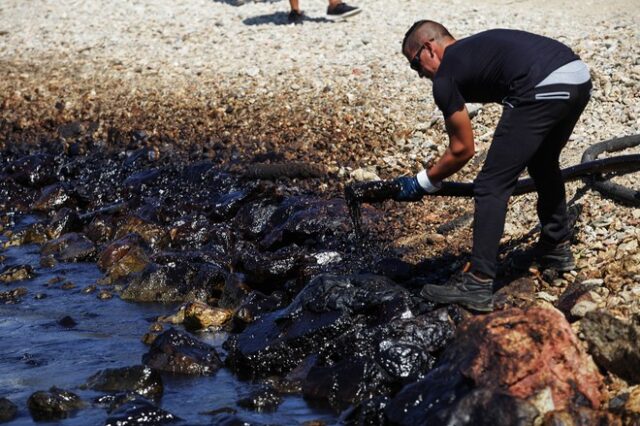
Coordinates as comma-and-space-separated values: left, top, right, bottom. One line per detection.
427, 106, 475, 183
392, 106, 475, 201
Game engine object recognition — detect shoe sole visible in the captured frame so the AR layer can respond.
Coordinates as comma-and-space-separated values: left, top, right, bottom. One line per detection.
327, 8, 362, 20
459, 300, 494, 313
421, 288, 494, 313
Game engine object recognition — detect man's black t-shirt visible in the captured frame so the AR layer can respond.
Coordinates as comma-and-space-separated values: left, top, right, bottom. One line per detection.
432, 29, 579, 118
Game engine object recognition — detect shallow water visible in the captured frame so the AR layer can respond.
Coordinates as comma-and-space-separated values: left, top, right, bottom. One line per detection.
0, 216, 338, 425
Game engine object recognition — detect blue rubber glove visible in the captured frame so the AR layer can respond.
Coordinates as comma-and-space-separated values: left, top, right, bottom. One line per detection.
393, 176, 427, 202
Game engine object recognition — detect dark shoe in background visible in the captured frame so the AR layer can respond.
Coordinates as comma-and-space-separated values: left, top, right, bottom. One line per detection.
326, 3, 361, 18
511, 240, 576, 272
421, 266, 494, 313
288, 10, 305, 24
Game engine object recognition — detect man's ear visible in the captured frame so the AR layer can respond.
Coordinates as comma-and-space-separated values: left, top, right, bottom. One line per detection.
425, 40, 435, 57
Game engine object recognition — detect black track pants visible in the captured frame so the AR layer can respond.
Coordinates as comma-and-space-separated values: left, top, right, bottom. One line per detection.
470, 81, 592, 279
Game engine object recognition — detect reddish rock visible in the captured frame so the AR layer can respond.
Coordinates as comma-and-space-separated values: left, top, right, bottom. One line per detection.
98, 233, 150, 280
457, 307, 603, 410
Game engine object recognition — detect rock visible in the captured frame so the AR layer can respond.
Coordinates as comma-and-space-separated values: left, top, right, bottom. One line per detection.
4, 154, 56, 187
121, 254, 227, 303
233, 244, 304, 292
47, 207, 81, 239
494, 277, 537, 310
32, 183, 75, 211
142, 328, 222, 375
610, 386, 640, 425
0, 264, 35, 283
0, 398, 18, 423
443, 389, 540, 426
83, 365, 163, 401
104, 397, 179, 425
387, 307, 603, 425
114, 216, 167, 250
224, 273, 426, 384
166, 215, 214, 250
259, 198, 352, 250
97, 233, 150, 280
27, 387, 84, 421
40, 232, 95, 262
210, 186, 260, 222
230, 290, 286, 329
123, 168, 161, 192
182, 301, 233, 331
349, 168, 380, 182
581, 311, 640, 384
0, 287, 27, 303
555, 280, 601, 321
57, 315, 77, 328
569, 298, 598, 319
85, 215, 116, 243
237, 385, 282, 412
234, 199, 281, 239
98, 290, 113, 300
302, 309, 456, 408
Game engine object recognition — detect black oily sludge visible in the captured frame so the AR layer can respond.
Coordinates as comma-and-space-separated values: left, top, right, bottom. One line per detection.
223, 273, 458, 406
0, 140, 440, 423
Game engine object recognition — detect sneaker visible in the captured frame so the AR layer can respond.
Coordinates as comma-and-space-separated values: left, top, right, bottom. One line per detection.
326, 3, 361, 18
420, 265, 494, 312
511, 240, 576, 272
288, 10, 305, 24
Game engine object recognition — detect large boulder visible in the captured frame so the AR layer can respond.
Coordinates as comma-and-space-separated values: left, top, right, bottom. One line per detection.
386, 307, 603, 425
302, 308, 456, 408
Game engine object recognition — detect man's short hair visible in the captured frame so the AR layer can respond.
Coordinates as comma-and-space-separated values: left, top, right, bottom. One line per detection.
402, 20, 453, 54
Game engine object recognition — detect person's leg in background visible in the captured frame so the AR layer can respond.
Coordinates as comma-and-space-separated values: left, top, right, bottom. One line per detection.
288, 0, 361, 22
288, 0, 304, 23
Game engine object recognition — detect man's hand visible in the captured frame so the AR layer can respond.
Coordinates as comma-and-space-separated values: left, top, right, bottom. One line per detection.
393, 176, 427, 202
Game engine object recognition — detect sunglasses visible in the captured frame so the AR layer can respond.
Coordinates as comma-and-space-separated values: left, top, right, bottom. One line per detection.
410, 45, 426, 72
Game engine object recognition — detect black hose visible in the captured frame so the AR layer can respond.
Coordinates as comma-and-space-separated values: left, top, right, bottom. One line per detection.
243, 162, 326, 180
348, 135, 640, 204
580, 134, 640, 205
